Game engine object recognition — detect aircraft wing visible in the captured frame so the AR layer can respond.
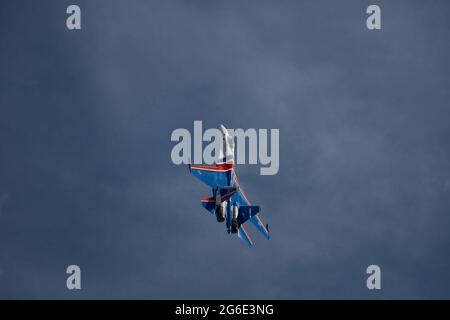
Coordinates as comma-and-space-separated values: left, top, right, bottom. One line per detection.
189, 163, 234, 188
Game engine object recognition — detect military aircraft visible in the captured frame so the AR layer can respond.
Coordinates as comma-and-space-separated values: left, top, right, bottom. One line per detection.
189, 125, 270, 246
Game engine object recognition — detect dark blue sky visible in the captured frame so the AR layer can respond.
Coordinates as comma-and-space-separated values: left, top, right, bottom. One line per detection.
1, 0, 450, 299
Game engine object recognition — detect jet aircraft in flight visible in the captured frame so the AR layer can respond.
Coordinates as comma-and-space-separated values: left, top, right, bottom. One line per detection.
189, 125, 270, 246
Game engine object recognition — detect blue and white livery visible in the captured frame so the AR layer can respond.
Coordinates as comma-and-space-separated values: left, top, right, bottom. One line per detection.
189, 125, 270, 246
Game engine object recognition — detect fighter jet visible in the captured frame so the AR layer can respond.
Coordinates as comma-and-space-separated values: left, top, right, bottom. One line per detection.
189, 125, 270, 246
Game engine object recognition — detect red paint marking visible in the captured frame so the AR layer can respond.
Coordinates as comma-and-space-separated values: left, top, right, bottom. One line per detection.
200, 190, 236, 202
190, 163, 234, 172
240, 224, 253, 245
255, 215, 269, 235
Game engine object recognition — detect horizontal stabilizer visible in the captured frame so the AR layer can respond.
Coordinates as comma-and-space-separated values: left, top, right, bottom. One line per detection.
237, 205, 261, 225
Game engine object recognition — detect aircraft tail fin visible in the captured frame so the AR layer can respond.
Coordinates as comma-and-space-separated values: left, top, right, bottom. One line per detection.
250, 214, 270, 240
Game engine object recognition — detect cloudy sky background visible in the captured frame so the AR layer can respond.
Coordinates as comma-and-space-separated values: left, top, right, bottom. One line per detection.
1, 0, 450, 299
